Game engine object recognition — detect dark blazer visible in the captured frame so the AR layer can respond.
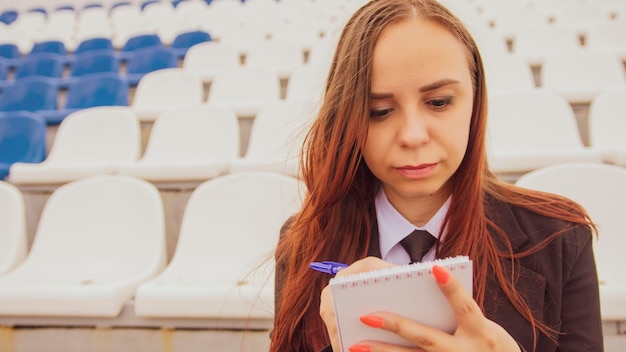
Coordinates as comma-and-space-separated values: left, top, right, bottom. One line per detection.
275, 195, 604, 352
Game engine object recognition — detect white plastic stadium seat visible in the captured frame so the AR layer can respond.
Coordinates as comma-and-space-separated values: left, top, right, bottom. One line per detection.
134, 172, 303, 319
542, 49, 626, 104
206, 67, 281, 119
230, 102, 315, 178
0, 175, 166, 317
516, 163, 626, 320
8, 107, 141, 185
482, 53, 536, 92
182, 41, 240, 83
116, 105, 240, 183
486, 90, 602, 178
0, 181, 27, 275
131, 68, 204, 122
588, 88, 626, 166
245, 41, 303, 80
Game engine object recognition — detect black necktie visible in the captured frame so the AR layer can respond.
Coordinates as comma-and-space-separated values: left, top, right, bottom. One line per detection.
400, 229, 437, 263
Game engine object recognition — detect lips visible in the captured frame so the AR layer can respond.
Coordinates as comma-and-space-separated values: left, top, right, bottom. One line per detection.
395, 163, 437, 179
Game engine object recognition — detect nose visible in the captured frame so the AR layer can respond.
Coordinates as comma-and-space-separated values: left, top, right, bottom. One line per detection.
398, 108, 429, 147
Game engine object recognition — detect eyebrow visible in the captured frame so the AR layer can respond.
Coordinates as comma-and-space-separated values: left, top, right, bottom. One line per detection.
370, 79, 461, 99
418, 79, 460, 93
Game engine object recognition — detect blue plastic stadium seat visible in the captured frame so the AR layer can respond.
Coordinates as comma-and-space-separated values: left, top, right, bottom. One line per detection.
0, 77, 58, 123
125, 46, 177, 86
82, 3, 104, 10
74, 37, 114, 56
27, 7, 47, 16
0, 53, 65, 91
50, 72, 129, 124
110, 2, 132, 11
140, 0, 160, 11
0, 43, 21, 69
170, 30, 212, 59
172, 0, 189, 7
119, 34, 163, 61
0, 112, 47, 180
14, 53, 65, 80
30, 40, 67, 57
55, 5, 76, 11
0, 10, 18, 25
61, 50, 120, 88
0, 57, 9, 81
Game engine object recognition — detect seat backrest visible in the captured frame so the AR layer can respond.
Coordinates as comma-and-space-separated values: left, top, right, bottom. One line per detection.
126, 46, 177, 75
110, 4, 142, 29
15, 52, 65, 79
515, 163, 626, 285
30, 40, 67, 57
482, 53, 536, 91
245, 41, 303, 69
0, 180, 27, 274
120, 33, 162, 53
208, 67, 280, 103
0, 43, 20, 60
245, 102, 315, 160
0, 111, 47, 165
0, 76, 58, 112
132, 68, 203, 106
285, 64, 328, 103
542, 49, 626, 90
25, 175, 165, 280
182, 41, 239, 74
588, 88, 626, 149
69, 50, 120, 77
487, 90, 583, 152
586, 20, 626, 51
64, 72, 128, 109
0, 10, 18, 25
512, 26, 580, 60
46, 106, 140, 163
143, 104, 239, 161
169, 172, 303, 281
0, 57, 9, 80
171, 30, 212, 50
74, 37, 114, 55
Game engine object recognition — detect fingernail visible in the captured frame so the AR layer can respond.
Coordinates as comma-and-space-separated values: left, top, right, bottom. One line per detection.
349, 344, 371, 352
360, 315, 384, 328
432, 265, 450, 284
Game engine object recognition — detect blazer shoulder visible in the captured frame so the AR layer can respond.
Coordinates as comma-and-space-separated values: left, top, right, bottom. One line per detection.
485, 194, 592, 250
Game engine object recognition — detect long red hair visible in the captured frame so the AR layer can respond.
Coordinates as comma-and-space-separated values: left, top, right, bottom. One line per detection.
270, 1, 595, 351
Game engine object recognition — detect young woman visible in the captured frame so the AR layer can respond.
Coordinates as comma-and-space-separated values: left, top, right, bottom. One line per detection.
270, 0, 603, 351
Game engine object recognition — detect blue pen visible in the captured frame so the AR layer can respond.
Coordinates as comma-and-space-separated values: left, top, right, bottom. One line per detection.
310, 261, 349, 275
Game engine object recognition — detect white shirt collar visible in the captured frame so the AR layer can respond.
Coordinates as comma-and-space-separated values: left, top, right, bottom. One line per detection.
375, 189, 450, 262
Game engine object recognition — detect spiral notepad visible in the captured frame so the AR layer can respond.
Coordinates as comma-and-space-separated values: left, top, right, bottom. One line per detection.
329, 256, 472, 352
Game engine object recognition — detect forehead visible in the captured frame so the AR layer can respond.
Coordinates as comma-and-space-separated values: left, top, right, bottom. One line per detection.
371, 18, 471, 88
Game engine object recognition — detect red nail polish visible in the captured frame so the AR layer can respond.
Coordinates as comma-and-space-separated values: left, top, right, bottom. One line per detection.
349, 345, 371, 352
360, 315, 384, 328
432, 265, 450, 284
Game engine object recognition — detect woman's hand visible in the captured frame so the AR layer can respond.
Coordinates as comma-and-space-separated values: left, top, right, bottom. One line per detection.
319, 257, 396, 352
348, 265, 521, 352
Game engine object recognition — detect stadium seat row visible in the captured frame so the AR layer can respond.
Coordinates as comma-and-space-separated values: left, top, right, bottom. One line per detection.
0, 171, 302, 320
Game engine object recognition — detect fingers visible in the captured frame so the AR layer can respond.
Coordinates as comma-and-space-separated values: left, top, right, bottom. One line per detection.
320, 285, 342, 352
343, 265, 519, 352
432, 265, 486, 334
357, 311, 449, 351
334, 256, 396, 278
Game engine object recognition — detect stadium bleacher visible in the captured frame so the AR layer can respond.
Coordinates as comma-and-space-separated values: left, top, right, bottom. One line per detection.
0, 0, 625, 351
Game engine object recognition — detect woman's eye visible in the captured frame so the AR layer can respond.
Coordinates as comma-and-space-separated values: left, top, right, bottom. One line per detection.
427, 97, 452, 110
369, 108, 392, 119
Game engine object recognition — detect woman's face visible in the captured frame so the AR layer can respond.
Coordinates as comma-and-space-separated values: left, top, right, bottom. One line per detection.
362, 18, 474, 212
